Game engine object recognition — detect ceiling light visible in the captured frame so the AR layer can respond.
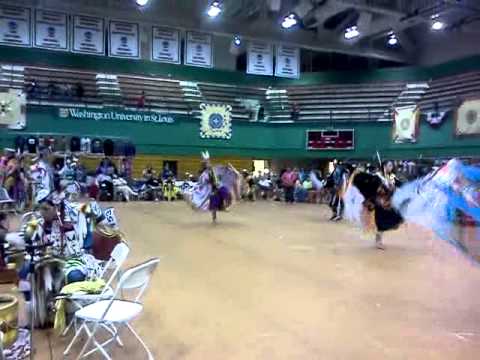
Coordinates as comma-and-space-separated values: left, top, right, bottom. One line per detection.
344, 25, 360, 40
207, 1, 222, 18
135, 0, 149, 6
281, 13, 298, 29
233, 35, 241, 46
431, 20, 445, 30
387, 35, 398, 46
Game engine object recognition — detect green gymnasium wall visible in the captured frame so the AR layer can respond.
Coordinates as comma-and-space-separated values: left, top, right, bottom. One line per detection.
1, 46, 480, 159
2, 105, 479, 160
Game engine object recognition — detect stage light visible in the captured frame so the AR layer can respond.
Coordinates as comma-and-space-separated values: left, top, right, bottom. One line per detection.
431, 20, 445, 30
281, 13, 298, 29
135, 0, 149, 6
233, 35, 241, 46
207, 1, 222, 18
344, 25, 360, 40
387, 32, 398, 46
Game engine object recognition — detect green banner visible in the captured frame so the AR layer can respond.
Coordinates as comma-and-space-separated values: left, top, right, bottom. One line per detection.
58, 107, 175, 124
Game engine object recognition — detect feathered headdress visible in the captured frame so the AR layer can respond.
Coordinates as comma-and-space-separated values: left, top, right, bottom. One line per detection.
201, 150, 210, 161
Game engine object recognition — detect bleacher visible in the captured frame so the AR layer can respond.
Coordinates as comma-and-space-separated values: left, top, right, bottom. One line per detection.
117, 74, 190, 114
197, 82, 267, 121
419, 71, 480, 112
0, 65, 25, 90
273, 82, 407, 122
24, 66, 100, 106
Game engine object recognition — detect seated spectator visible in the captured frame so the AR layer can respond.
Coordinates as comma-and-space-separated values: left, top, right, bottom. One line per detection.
291, 102, 300, 121
75, 82, 85, 100
47, 81, 58, 99
26, 80, 38, 98
257, 105, 265, 121
137, 91, 146, 108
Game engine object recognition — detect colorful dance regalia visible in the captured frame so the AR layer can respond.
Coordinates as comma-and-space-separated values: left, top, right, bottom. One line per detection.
343, 170, 403, 233
392, 159, 480, 250
184, 164, 241, 212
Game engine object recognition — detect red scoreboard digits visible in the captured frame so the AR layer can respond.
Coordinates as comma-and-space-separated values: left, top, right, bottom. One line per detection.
306, 129, 354, 150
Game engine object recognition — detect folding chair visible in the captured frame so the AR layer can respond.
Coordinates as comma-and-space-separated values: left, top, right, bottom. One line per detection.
61, 242, 130, 337
64, 258, 160, 360
0, 187, 15, 213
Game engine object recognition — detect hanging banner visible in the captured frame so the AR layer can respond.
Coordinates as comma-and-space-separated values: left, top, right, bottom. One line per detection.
72, 15, 104, 55
185, 31, 213, 68
455, 98, 480, 136
34, 10, 68, 51
199, 103, 232, 139
392, 105, 420, 143
275, 45, 300, 79
108, 20, 139, 59
58, 107, 175, 124
247, 41, 273, 76
0, 5, 31, 47
0, 89, 26, 129
152, 26, 180, 64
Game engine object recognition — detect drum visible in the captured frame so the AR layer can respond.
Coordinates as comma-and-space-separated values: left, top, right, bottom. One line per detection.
0, 294, 18, 348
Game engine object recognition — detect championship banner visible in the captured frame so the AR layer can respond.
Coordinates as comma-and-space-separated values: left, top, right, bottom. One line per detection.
392, 105, 419, 143
0, 89, 26, 129
275, 45, 300, 79
185, 31, 213, 68
199, 103, 232, 139
0, 6, 31, 47
152, 26, 180, 64
34, 10, 68, 51
247, 41, 273, 76
455, 99, 480, 136
72, 15, 104, 55
108, 20, 139, 59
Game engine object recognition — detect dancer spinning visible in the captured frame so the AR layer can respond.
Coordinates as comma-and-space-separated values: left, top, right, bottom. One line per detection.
183, 151, 241, 223
343, 160, 403, 250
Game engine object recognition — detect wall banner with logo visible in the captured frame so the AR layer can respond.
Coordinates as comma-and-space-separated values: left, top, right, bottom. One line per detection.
108, 20, 139, 59
34, 10, 68, 51
72, 15, 105, 55
275, 45, 300, 79
152, 26, 180, 64
247, 41, 273, 76
58, 107, 176, 124
0, 5, 31, 47
185, 31, 213, 68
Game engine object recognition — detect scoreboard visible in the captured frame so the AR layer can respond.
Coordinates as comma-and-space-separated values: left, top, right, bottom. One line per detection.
306, 129, 354, 150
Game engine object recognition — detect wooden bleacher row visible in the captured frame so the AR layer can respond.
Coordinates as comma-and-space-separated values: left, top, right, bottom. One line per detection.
267, 82, 407, 122
24, 66, 100, 105
419, 71, 480, 112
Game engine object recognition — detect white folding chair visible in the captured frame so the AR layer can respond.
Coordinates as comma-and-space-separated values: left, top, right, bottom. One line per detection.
0, 187, 15, 213
61, 242, 130, 337
64, 258, 160, 360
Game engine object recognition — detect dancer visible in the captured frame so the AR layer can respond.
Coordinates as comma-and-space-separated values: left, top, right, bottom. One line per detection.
183, 151, 241, 223
392, 158, 480, 252
343, 160, 403, 250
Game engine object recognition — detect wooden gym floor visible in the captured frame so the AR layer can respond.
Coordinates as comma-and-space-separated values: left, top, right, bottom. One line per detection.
35, 201, 480, 359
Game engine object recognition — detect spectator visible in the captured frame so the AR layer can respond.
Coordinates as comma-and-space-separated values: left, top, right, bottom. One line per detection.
75, 82, 85, 100
281, 167, 297, 204
47, 81, 58, 99
26, 80, 38, 98
257, 105, 265, 121
291, 102, 300, 121
137, 91, 146, 109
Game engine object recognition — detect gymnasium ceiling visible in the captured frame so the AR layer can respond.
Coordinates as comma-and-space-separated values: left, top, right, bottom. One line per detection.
4, 0, 480, 64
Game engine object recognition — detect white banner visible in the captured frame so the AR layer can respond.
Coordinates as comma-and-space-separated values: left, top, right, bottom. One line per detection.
0, 5, 31, 47
152, 26, 180, 64
275, 45, 300, 79
72, 15, 104, 55
34, 10, 68, 50
109, 20, 139, 58
185, 31, 213, 68
247, 41, 273, 76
